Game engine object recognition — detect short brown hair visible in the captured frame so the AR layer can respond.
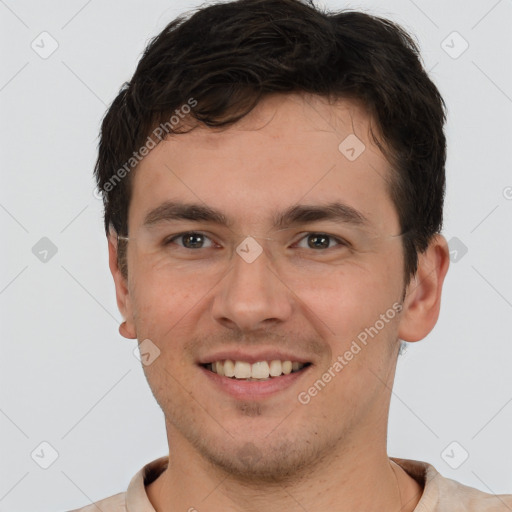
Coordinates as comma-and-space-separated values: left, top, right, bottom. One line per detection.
94, 0, 446, 281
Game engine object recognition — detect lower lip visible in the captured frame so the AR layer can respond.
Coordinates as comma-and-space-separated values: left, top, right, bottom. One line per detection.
200, 365, 311, 400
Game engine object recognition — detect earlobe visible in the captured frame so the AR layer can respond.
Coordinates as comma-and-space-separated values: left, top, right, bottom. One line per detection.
398, 234, 450, 342
119, 320, 136, 339
107, 232, 137, 340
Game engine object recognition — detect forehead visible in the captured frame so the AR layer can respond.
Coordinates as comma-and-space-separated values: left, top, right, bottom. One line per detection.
128, 93, 398, 233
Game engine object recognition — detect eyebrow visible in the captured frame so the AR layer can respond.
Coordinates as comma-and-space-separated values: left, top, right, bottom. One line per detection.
142, 200, 370, 230
143, 201, 229, 228
274, 202, 370, 229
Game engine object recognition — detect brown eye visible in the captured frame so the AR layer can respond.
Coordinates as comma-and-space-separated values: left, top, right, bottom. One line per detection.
182, 233, 204, 248
307, 234, 330, 249
293, 232, 349, 251
167, 232, 213, 249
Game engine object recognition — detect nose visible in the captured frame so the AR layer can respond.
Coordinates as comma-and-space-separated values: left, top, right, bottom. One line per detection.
211, 247, 293, 332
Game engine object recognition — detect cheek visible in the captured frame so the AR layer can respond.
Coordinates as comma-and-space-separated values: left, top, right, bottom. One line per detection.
129, 260, 196, 333
300, 267, 403, 382
300, 263, 397, 322
130, 246, 202, 298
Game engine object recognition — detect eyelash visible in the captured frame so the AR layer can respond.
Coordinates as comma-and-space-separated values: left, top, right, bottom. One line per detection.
163, 231, 350, 250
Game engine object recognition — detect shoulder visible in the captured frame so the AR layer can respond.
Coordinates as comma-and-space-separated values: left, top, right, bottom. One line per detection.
65, 455, 168, 512
436, 472, 512, 510
66, 491, 126, 512
392, 457, 512, 511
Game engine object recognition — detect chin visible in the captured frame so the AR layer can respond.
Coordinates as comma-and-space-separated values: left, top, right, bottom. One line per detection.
194, 433, 330, 483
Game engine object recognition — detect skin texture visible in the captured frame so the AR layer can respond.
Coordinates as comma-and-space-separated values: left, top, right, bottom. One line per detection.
108, 93, 449, 512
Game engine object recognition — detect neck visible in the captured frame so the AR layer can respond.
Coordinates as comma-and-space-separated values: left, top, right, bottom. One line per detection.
146, 434, 423, 512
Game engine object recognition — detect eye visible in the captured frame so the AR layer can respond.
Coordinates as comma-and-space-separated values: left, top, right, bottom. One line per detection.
165, 232, 215, 249
295, 233, 348, 250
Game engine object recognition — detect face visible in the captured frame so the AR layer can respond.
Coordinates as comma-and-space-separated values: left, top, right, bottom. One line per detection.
114, 94, 417, 480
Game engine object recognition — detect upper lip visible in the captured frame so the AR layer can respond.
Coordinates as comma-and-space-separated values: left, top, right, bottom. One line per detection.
197, 348, 313, 365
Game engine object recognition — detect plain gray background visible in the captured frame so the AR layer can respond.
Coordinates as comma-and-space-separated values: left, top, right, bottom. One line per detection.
1, 0, 511, 510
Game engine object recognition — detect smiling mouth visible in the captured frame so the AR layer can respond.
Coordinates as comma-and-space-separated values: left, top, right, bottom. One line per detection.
201, 360, 312, 381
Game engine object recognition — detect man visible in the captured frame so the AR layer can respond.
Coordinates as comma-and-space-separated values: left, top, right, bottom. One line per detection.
73, 0, 512, 510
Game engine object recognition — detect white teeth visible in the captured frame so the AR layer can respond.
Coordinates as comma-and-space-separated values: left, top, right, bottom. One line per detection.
207, 359, 308, 379
215, 361, 225, 376
282, 361, 292, 375
269, 360, 282, 377
252, 361, 270, 379
224, 359, 235, 377
234, 361, 252, 379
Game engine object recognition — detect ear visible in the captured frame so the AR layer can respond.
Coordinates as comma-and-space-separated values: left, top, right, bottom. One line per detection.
398, 234, 450, 342
107, 231, 137, 340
